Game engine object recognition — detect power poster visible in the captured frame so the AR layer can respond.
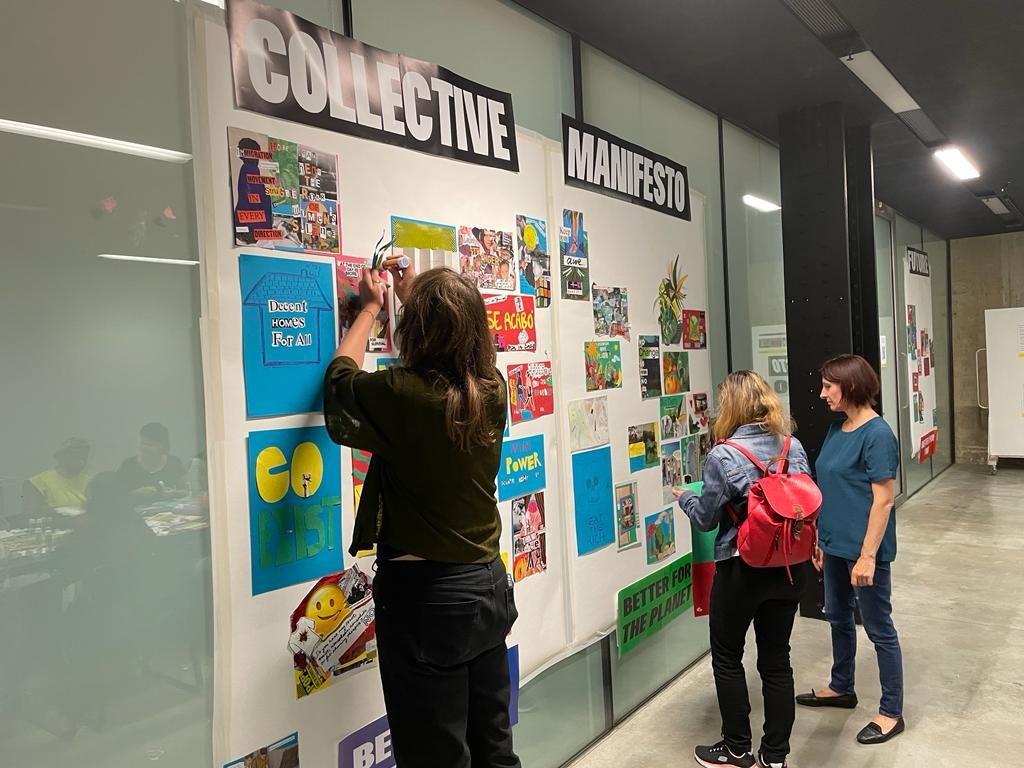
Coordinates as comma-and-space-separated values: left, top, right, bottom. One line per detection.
511, 491, 546, 582
484, 293, 537, 352
498, 435, 546, 502
584, 340, 623, 391
229, 127, 339, 254
563, 114, 691, 221
560, 209, 590, 301
617, 554, 693, 656
460, 227, 516, 291
572, 445, 615, 555
507, 361, 554, 425
639, 335, 662, 399
240, 254, 336, 418
227, 0, 519, 171
288, 566, 376, 698
224, 732, 299, 768
247, 425, 342, 595
516, 214, 552, 307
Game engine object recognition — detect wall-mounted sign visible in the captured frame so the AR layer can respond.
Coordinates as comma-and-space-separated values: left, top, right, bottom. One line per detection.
562, 115, 690, 220
226, 0, 519, 171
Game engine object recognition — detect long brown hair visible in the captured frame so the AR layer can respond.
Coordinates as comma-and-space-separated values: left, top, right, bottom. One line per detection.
396, 268, 504, 451
712, 370, 794, 440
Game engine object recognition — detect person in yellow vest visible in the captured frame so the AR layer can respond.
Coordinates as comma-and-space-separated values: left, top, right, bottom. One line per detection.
22, 437, 92, 518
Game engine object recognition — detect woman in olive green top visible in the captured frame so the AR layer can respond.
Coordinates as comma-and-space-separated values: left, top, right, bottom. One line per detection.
323, 263, 520, 768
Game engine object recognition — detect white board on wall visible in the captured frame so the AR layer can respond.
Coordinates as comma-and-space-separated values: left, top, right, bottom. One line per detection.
550, 150, 711, 643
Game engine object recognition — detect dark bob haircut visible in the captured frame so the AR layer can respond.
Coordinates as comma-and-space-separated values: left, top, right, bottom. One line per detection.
819, 354, 880, 408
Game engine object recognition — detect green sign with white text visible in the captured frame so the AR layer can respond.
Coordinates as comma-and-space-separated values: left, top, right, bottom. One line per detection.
616, 553, 693, 655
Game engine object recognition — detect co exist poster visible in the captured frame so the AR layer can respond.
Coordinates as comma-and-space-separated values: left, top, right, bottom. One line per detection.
240, 254, 336, 418
247, 425, 342, 595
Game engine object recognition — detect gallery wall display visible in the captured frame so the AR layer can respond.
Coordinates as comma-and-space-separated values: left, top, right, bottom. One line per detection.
904, 246, 938, 458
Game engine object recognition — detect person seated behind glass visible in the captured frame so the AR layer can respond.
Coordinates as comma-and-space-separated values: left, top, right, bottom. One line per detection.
21, 437, 93, 519
116, 422, 186, 501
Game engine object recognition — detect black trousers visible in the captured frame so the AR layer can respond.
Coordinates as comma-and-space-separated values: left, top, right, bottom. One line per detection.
372, 556, 521, 768
709, 558, 805, 763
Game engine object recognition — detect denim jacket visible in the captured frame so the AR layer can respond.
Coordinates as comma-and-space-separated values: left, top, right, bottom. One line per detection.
678, 424, 810, 561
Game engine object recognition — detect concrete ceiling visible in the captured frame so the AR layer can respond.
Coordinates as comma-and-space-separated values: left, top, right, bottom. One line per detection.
513, 0, 1024, 240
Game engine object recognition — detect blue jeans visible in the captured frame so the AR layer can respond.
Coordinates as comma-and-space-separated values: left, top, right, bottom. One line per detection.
823, 554, 904, 718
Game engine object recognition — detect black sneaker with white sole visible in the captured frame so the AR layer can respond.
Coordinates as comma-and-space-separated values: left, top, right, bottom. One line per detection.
757, 750, 787, 768
694, 741, 756, 768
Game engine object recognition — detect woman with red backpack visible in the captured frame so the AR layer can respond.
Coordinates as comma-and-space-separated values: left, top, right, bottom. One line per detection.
674, 370, 818, 768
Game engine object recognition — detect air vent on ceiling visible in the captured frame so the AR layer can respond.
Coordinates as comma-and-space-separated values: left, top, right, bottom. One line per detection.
897, 109, 947, 146
779, 0, 866, 56
977, 192, 1024, 227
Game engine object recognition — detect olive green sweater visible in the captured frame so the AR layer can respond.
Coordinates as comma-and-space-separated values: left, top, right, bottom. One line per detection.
323, 356, 506, 562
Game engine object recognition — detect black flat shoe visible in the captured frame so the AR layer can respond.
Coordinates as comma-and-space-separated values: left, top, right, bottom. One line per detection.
795, 689, 858, 709
856, 717, 905, 744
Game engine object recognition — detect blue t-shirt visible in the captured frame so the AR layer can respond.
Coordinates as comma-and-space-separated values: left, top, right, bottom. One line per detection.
815, 417, 899, 562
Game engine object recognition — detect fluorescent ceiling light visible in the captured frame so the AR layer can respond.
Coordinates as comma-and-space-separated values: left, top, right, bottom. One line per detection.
743, 194, 781, 212
0, 118, 192, 164
842, 51, 919, 114
934, 147, 980, 180
98, 254, 199, 266
980, 196, 1011, 215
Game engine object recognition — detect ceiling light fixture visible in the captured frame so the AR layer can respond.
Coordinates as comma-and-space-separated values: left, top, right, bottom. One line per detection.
0, 118, 192, 164
742, 194, 781, 212
841, 51, 920, 114
934, 147, 980, 180
980, 196, 1011, 216
97, 254, 199, 266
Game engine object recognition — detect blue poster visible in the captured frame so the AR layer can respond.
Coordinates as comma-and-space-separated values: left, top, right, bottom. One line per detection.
239, 253, 336, 418
247, 425, 342, 595
497, 435, 546, 501
572, 446, 615, 555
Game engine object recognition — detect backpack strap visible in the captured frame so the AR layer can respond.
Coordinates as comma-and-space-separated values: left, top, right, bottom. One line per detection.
719, 440, 770, 475
769, 435, 792, 475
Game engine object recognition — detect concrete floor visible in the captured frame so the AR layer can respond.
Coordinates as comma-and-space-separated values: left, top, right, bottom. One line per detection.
570, 464, 1024, 767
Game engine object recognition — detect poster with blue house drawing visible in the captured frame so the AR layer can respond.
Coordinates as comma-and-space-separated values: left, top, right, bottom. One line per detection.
240, 254, 336, 417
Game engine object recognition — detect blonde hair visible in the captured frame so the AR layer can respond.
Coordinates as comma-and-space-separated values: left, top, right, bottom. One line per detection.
712, 370, 794, 440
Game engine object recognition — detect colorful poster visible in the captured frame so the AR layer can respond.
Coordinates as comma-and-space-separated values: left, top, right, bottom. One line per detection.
229, 127, 339, 254
584, 340, 623, 391
484, 293, 537, 352
568, 396, 610, 452
498, 435, 546, 501
904, 248, 937, 456
571, 446, 615, 555
615, 482, 640, 550
617, 553, 692, 655
224, 732, 299, 768
661, 440, 683, 504
656, 255, 688, 345
628, 422, 660, 472
335, 254, 392, 354
508, 361, 555, 424
662, 350, 690, 396
638, 335, 662, 399
516, 215, 552, 307
681, 309, 707, 349
560, 209, 590, 301
512, 491, 546, 581
391, 216, 456, 274
592, 285, 630, 340
659, 395, 686, 440
351, 448, 371, 516
288, 566, 376, 699
240, 254, 336, 418
247, 426, 342, 595
459, 226, 515, 291
688, 392, 710, 435
645, 508, 677, 566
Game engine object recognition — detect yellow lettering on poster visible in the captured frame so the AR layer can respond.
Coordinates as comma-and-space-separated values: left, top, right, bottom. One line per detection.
256, 446, 289, 503
290, 441, 324, 498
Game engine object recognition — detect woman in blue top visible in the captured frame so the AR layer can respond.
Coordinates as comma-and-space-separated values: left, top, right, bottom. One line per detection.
674, 371, 809, 768
796, 354, 905, 745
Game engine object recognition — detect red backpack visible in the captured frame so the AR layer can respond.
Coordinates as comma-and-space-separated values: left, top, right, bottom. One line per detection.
721, 436, 822, 582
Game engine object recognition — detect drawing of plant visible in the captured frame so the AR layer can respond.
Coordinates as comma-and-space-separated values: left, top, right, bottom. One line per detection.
656, 255, 688, 345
